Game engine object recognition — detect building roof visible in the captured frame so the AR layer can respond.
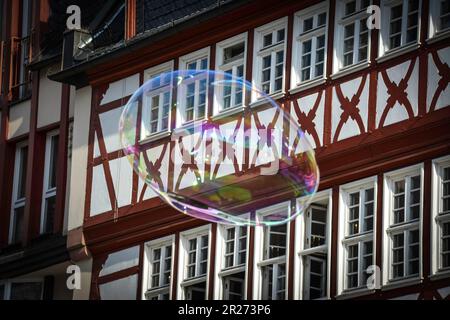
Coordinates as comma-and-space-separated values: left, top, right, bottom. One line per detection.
37, 0, 249, 86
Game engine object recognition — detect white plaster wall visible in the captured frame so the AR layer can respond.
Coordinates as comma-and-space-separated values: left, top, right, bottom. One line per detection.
8, 99, 31, 139
72, 258, 93, 300
37, 69, 62, 128
90, 164, 112, 216
67, 86, 92, 230
98, 106, 125, 154
100, 74, 140, 106
427, 47, 450, 112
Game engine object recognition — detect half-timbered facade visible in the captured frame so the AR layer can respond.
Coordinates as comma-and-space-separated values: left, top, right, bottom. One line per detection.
1, 0, 450, 300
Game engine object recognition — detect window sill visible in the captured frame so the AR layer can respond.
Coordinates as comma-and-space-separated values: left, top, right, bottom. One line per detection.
427, 29, 450, 45
429, 269, 450, 281
256, 255, 286, 267
290, 78, 326, 95
139, 130, 172, 144
382, 276, 422, 291
376, 43, 420, 64
144, 285, 170, 298
250, 91, 285, 108
331, 61, 371, 80
211, 105, 245, 121
180, 275, 207, 287
218, 265, 246, 277
173, 119, 208, 135
336, 288, 376, 300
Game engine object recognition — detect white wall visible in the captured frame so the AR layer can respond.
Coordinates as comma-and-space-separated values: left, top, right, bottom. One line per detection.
8, 99, 31, 139
37, 67, 63, 128
67, 86, 92, 231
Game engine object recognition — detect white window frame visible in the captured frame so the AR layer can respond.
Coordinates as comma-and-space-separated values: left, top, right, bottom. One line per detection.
9, 141, 28, 244
40, 130, 59, 234
214, 33, 247, 118
214, 217, 249, 299
378, 0, 422, 58
382, 163, 423, 287
177, 224, 211, 299
291, 2, 329, 91
141, 61, 174, 141
142, 235, 175, 300
0, 279, 43, 300
333, 0, 371, 74
252, 17, 288, 103
253, 201, 290, 299
429, 0, 450, 39
177, 48, 210, 127
431, 155, 450, 278
294, 189, 332, 300
338, 176, 377, 296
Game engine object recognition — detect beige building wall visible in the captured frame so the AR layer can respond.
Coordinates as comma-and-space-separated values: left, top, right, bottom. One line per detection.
8, 99, 31, 139
37, 67, 63, 129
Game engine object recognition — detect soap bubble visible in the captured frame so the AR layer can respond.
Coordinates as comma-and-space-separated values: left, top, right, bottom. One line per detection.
119, 69, 319, 226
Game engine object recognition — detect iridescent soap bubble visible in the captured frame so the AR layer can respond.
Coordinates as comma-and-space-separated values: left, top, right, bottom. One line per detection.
119, 69, 319, 226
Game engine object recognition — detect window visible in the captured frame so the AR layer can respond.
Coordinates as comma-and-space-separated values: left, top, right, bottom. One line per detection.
254, 202, 290, 300
253, 18, 287, 100
379, 0, 421, 55
40, 131, 58, 234
178, 226, 210, 300
383, 165, 422, 284
142, 62, 173, 138
292, 3, 328, 88
429, 0, 450, 38
214, 34, 247, 114
216, 225, 248, 299
178, 49, 209, 125
143, 236, 174, 300
296, 190, 331, 300
339, 178, 376, 294
0, 281, 43, 300
431, 155, 450, 276
334, 0, 371, 72
9, 142, 28, 244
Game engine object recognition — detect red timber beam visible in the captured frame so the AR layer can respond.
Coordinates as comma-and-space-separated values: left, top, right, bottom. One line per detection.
22, 0, 45, 244
0, 0, 13, 248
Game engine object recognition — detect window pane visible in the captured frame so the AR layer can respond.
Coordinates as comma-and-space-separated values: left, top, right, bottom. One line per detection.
277, 29, 285, 42
389, 4, 403, 49
43, 195, 56, 234
393, 233, 404, 278
408, 229, 420, 275
303, 17, 313, 32
223, 42, 245, 64
442, 222, 450, 268
10, 282, 42, 300
48, 135, 59, 189
17, 146, 28, 199
263, 33, 272, 47
308, 257, 326, 299
345, 0, 357, 15
12, 206, 24, 243
441, 0, 450, 30
317, 12, 327, 27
